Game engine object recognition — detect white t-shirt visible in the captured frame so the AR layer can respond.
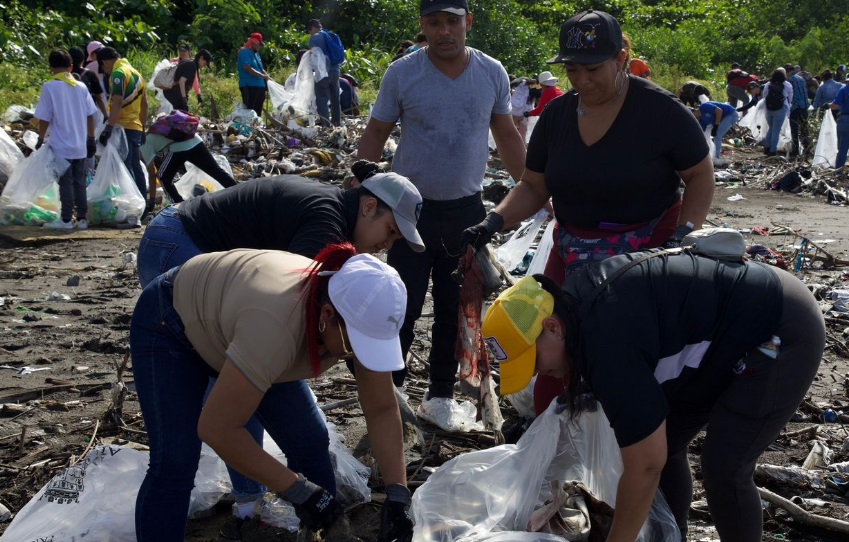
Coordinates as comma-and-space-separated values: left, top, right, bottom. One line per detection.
34, 80, 98, 160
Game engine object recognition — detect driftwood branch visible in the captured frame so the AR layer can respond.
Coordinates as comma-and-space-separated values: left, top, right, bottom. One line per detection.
758, 486, 849, 535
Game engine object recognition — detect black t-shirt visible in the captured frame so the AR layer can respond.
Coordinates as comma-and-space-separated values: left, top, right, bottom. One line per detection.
564, 251, 782, 447
679, 81, 710, 106
72, 67, 104, 101
178, 175, 359, 258
526, 77, 708, 229
163, 59, 198, 104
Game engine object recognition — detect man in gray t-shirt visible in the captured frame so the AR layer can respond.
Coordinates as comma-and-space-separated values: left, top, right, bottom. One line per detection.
357, 0, 525, 431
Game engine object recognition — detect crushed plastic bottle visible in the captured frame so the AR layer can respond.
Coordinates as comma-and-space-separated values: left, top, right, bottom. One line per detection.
253, 494, 299, 531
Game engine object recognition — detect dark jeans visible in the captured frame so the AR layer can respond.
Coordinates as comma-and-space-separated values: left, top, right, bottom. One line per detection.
837, 116, 849, 168
57, 158, 88, 222
658, 268, 824, 541
123, 129, 146, 200
387, 193, 485, 397
789, 107, 810, 154
315, 67, 341, 127
163, 90, 189, 113
131, 269, 334, 541
240, 85, 266, 117
158, 143, 236, 203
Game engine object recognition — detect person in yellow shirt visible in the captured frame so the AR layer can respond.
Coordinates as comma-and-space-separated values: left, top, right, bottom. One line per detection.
96, 47, 149, 220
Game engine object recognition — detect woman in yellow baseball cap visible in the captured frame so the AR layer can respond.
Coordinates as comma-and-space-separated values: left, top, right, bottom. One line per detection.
482, 252, 824, 542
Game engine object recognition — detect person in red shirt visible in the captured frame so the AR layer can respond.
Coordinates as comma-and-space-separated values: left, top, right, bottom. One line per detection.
523, 71, 563, 118
629, 57, 651, 79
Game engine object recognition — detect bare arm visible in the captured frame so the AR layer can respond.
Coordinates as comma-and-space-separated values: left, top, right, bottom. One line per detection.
493, 168, 551, 229
199, 361, 300, 493
356, 118, 395, 162
139, 91, 149, 129
607, 422, 667, 542
714, 107, 723, 124
490, 113, 527, 183
95, 94, 108, 117
353, 360, 407, 486
677, 155, 714, 228
38, 119, 49, 140
107, 93, 122, 127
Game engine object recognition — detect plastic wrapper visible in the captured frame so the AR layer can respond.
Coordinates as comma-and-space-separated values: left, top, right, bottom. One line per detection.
526, 220, 555, 277
411, 399, 679, 542
0, 144, 68, 225
496, 210, 549, 272
88, 125, 145, 225
2, 444, 230, 542
812, 109, 838, 168
173, 153, 233, 201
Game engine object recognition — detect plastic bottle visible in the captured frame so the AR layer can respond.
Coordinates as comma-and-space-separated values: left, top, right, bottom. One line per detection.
24, 205, 57, 224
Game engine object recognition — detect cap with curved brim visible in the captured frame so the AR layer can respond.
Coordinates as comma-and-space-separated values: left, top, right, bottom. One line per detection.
498, 343, 537, 395
547, 51, 615, 65
395, 212, 425, 253
421, 5, 467, 16
347, 326, 405, 372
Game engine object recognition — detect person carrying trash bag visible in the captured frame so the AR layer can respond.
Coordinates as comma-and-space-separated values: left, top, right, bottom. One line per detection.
131, 245, 414, 541
481, 246, 824, 542
462, 9, 714, 418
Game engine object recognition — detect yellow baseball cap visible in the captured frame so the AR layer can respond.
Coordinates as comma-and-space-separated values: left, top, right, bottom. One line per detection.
482, 276, 554, 395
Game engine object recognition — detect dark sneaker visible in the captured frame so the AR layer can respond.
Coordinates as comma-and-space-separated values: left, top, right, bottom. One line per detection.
220, 516, 297, 541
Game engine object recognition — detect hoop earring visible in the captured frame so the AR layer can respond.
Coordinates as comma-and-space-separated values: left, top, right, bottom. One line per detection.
318, 320, 326, 333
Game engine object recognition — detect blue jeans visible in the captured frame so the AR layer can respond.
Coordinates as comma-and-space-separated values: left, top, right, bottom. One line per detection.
387, 193, 486, 397
136, 206, 270, 502
764, 106, 788, 153
836, 116, 849, 168
124, 129, 146, 200
315, 67, 341, 127
131, 269, 334, 541
712, 111, 739, 158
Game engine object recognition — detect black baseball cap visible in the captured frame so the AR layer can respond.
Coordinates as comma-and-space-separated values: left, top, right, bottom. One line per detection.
420, 0, 468, 17
547, 10, 623, 65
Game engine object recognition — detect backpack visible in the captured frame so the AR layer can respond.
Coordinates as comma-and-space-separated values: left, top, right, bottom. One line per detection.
320, 30, 346, 65
153, 63, 178, 90
765, 83, 785, 111
148, 110, 200, 141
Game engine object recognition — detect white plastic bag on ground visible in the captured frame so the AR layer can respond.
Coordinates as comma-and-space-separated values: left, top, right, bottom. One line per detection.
88, 126, 145, 225
0, 128, 25, 187
813, 110, 838, 168
226, 104, 260, 125
0, 144, 68, 225
497, 210, 549, 272
173, 154, 233, 201
1, 444, 230, 542
704, 125, 716, 158
411, 399, 679, 542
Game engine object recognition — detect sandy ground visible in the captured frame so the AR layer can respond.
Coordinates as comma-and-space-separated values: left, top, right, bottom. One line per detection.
1, 146, 849, 541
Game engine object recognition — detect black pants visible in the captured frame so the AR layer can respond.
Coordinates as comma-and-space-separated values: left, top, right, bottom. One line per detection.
240, 86, 266, 117
164, 91, 189, 113
158, 143, 236, 203
387, 193, 485, 396
789, 108, 810, 154
659, 267, 824, 541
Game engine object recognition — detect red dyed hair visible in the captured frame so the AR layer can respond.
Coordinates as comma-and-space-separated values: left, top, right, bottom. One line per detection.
301, 242, 358, 377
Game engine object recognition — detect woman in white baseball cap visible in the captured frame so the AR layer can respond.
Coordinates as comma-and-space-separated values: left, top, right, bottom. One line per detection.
131, 243, 414, 541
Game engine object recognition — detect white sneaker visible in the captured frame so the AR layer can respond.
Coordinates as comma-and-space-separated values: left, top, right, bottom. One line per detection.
76, 219, 88, 230
43, 219, 73, 230
416, 394, 484, 432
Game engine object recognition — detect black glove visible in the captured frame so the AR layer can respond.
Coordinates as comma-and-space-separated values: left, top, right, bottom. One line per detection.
282, 475, 344, 532
36, 137, 44, 150
523, 111, 530, 118
140, 131, 146, 146
98, 124, 113, 146
379, 484, 413, 542
661, 223, 695, 249
711, 124, 719, 137
460, 211, 504, 252
196, 94, 203, 104
86, 137, 96, 158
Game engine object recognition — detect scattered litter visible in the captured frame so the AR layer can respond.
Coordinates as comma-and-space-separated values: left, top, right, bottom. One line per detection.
727, 194, 746, 201
45, 291, 70, 301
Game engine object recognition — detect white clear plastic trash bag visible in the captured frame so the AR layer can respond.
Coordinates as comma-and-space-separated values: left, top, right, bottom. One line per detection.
0, 144, 68, 225
173, 153, 233, 201
0, 127, 25, 186
1, 444, 230, 542
812, 110, 838, 168
526, 220, 555, 277
497, 210, 549, 272
148, 59, 176, 117
739, 99, 792, 149
505, 375, 537, 419
411, 399, 679, 542
704, 125, 716, 158
88, 125, 145, 225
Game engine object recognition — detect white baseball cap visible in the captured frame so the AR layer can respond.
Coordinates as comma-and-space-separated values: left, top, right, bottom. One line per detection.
328, 254, 407, 372
362, 172, 426, 253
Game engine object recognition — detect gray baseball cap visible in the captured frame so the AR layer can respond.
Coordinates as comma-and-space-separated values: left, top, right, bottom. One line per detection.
362, 172, 426, 253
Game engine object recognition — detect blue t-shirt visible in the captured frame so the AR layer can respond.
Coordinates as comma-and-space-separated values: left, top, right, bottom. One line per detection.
834, 84, 849, 115
698, 102, 738, 130
237, 48, 265, 88
813, 80, 843, 109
